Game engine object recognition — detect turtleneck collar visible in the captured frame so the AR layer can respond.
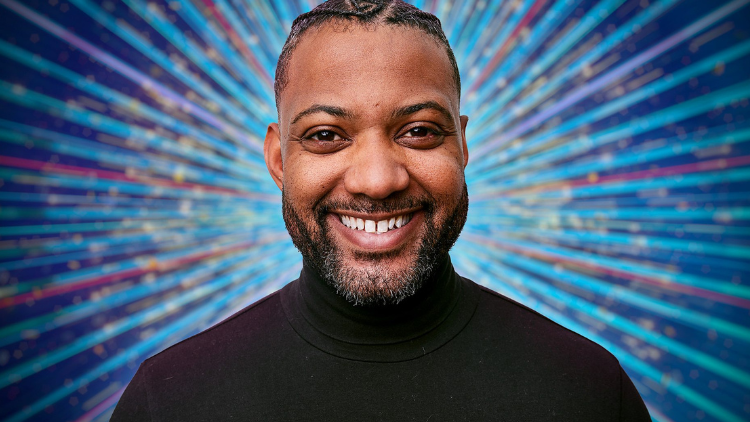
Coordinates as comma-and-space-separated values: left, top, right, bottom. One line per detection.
280, 254, 479, 362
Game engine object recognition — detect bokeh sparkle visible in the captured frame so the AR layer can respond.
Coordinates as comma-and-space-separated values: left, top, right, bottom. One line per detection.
0, 0, 749, 421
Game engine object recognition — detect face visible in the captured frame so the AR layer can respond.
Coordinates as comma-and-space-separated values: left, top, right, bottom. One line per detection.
265, 24, 469, 306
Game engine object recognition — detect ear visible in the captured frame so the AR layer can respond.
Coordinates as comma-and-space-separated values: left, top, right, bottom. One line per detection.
264, 122, 284, 191
460, 115, 469, 168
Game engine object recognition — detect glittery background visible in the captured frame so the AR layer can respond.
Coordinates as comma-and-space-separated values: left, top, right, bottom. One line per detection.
0, 0, 748, 421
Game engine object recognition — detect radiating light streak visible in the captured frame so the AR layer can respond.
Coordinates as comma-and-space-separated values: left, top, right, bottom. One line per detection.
3, 262, 302, 422
0, 0, 264, 149
238, 0, 286, 52
67, 0, 265, 130
473, 127, 750, 196
463, 232, 750, 304
0, 214, 266, 237
474, 0, 585, 98
467, 0, 683, 141
466, 0, 540, 92
176, 0, 274, 93
461, 241, 750, 389
73, 387, 124, 422
466, 215, 750, 238
488, 169, 750, 202
0, 40, 265, 168
0, 167, 275, 202
1, 1, 747, 420
0, 247, 262, 348
479, 156, 750, 204
467, 0, 550, 93
454, 250, 747, 422
0, 226, 260, 271
0, 247, 298, 389
0, 84, 267, 181
120, 0, 273, 116
483, 224, 750, 260
468, 0, 627, 105
458, 235, 750, 339
472, 0, 749, 157
470, 80, 750, 184
0, 154, 276, 200
460, 0, 514, 69
0, 233, 288, 304
473, 38, 750, 166
209, 0, 276, 71
0, 123, 268, 192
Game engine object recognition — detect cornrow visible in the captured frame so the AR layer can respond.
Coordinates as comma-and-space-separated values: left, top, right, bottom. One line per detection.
273, 0, 460, 111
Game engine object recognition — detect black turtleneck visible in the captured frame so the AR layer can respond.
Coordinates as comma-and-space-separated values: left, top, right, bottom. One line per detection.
112, 256, 650, 421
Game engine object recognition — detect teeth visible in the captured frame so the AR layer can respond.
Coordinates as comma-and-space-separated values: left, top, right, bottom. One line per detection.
339, 213, 413, 234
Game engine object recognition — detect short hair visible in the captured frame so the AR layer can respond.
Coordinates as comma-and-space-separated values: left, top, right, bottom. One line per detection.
274, 0, 461, 110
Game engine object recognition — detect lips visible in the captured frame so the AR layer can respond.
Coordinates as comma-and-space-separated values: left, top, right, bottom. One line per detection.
327, 209, 423, 252
338, 212, 414, 234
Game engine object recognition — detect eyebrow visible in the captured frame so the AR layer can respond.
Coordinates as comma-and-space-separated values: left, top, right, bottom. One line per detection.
291, 104, 353, 125
290, 101, 455, 125
392, 101, 454, 122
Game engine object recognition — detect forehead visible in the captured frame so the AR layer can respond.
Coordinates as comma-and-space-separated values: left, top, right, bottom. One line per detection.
279, 23, 458, 123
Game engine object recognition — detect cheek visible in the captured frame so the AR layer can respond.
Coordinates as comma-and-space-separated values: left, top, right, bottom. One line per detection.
405, 153, 466, 198
283, 154, 345, 204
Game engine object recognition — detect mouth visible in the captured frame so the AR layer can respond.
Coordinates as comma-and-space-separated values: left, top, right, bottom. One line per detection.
327, 208, 423, 252
337, 212, 414, 234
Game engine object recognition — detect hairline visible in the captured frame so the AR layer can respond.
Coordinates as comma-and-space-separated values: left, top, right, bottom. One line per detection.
274, 18, 461, 115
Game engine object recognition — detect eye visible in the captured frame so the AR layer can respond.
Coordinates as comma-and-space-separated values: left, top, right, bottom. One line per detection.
298, 129, 349, 153
308, 130, 342, 142
404, 127, 434, 137
397, 124, 445, 149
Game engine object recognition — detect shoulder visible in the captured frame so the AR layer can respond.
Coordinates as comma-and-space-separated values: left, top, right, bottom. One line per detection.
464, 277, 620, 368
141, 287, 289, 372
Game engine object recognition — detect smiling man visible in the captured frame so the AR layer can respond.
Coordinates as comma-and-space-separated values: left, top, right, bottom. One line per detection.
112, 1, 650, 420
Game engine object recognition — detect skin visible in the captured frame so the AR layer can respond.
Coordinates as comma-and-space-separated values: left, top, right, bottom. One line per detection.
264, 23, 469, 303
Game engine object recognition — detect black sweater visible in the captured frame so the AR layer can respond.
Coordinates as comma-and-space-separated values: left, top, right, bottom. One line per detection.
112, 257, 650, 421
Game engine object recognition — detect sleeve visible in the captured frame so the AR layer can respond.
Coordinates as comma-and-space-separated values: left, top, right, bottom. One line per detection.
619, 367, 651, 421
110, 364, 152, 422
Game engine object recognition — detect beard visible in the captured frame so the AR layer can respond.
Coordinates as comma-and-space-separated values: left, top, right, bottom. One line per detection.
282, 184, 469, 306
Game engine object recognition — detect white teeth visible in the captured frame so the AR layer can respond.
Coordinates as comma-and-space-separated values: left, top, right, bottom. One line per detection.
340, 213, 412, 234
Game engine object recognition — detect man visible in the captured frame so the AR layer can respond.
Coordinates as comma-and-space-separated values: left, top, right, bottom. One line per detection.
112, 1, 650, 420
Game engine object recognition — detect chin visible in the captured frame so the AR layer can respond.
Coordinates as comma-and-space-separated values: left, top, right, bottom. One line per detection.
322, 246, 434, 306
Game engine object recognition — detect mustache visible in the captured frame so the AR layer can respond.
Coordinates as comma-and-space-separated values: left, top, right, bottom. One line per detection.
316, 195, 434, 216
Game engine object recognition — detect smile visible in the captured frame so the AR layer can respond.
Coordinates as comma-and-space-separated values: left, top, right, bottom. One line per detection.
338, 212, 414, 234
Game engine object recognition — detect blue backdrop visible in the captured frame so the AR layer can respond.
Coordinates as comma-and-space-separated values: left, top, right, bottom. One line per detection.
0, 0, 748, 421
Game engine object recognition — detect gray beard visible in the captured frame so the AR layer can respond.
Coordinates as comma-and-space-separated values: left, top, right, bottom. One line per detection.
282, 185, 468, 306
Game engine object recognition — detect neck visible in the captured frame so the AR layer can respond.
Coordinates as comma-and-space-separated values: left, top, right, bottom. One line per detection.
280, 252, 480, 361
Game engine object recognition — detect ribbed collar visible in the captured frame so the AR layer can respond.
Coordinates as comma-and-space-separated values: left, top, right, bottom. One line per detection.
280, 255, 479, 362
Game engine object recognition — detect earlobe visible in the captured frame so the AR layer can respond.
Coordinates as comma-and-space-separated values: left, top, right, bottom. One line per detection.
460, 115, 469, 168
264, 123, 284, 191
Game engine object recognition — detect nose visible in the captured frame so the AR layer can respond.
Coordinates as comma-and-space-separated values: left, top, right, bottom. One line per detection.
343, 135, 409, 199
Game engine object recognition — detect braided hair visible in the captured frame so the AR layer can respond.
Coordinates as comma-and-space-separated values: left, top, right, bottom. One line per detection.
273, 0, 460, 109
